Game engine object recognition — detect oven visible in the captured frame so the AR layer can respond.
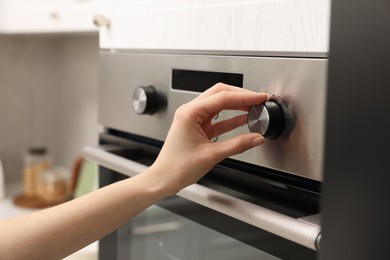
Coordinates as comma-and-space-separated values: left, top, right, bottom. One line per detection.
83, 51, 327, 259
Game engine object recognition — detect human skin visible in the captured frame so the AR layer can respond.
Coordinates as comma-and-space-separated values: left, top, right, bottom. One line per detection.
0, 83, 268, 260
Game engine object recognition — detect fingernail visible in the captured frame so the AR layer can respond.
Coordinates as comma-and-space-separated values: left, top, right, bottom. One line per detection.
251, 135, 265, 147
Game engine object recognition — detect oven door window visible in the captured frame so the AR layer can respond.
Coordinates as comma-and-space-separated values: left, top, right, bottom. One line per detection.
128, 205, 278, 260
97, 135, 318, 260
99, 194, 315, 260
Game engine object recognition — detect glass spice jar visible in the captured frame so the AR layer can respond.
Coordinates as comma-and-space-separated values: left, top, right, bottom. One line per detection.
37, 167, 70, 205
23, 147, 51, 198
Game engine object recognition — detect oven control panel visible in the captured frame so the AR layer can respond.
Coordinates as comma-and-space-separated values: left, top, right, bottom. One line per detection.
99, 51, 327, 181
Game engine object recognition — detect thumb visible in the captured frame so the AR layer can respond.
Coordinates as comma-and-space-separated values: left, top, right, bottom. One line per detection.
211, 133, 265, 162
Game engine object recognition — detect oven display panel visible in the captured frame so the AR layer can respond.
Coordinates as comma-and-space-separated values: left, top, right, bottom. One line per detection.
172, 69, 243, 92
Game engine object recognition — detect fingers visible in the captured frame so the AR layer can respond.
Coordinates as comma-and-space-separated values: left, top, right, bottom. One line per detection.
195, 90, 268, 116
209, 133, 265, 163
191, 83, 268, 117
209, 114, 248, 138
192, 83, 247, 102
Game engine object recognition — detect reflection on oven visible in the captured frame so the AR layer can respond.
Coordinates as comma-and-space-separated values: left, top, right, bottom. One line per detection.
128, 205, 279, 260
157, 241, 182, 260
131, 221, 183, 236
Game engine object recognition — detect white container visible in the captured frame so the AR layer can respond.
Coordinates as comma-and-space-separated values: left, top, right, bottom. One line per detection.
0, 158, 5, 199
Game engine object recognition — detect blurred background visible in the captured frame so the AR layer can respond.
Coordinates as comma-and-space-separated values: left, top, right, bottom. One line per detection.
0, 0, 106, 197
0, 34, 99, 190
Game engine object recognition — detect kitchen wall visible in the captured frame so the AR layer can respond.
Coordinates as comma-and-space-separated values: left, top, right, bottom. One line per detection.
0, 34, 99, 183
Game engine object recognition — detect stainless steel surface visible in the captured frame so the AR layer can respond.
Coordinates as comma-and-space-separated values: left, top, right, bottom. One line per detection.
298, 214, 322, 250
99, 51, 327, 181
248, 98, 295, 139
83, 145, 321, 250
132, 87, 148, 114
248, 104, 270, 136
299, 214, 321, 226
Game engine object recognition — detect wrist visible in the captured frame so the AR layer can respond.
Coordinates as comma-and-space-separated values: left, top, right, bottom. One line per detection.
145, 161, 187, 197
134, 164, 177, 200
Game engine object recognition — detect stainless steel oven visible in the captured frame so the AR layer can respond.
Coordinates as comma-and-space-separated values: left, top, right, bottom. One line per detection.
84, 51, 327, 259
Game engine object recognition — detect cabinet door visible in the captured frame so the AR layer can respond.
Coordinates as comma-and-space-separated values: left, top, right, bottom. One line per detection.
0, 0, 107, 33
97, 0, 330, 56
59, 0, 107, 33
1, 0, 61, 33
0, 1, 5, 30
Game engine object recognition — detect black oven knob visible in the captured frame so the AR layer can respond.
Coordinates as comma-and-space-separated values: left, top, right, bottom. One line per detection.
247, 100, 285, 139
132, 86, 158, 115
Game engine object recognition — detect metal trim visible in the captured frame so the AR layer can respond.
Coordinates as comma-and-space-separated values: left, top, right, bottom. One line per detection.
83, 145, 321, 250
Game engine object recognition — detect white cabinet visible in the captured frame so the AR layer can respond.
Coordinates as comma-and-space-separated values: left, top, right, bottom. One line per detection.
0, 0, 109, 34
97, 0, 331, 55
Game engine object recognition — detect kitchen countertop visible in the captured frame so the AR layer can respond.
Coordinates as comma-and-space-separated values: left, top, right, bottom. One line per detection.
0, 181, 98, 260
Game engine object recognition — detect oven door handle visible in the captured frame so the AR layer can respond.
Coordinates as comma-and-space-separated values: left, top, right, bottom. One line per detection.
83, 145, 321, 251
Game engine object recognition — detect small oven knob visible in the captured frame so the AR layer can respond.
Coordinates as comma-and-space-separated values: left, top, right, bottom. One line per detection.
247, 100, 285, 139
132, 86, 158, 115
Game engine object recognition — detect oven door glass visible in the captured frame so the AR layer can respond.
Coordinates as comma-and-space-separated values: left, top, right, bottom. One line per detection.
96, 133, 319, 260
99, 170, 316, 260
128, 204, 278, 260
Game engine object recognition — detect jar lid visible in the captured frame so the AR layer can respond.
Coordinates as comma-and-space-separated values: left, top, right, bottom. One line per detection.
29, 147, 47, 155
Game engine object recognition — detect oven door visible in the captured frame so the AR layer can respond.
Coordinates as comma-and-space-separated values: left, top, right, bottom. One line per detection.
84, 133, 321, 260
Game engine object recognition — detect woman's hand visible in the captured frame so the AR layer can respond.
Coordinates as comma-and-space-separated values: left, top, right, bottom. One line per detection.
0, 83, 268, 260
151, 83, 269, 194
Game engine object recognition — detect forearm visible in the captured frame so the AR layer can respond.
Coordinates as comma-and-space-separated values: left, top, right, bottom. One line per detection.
0, 166, 169, 260
0, 84, 267, 259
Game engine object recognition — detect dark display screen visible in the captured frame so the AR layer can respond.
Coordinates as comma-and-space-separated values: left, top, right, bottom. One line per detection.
172, 69, 243, 92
